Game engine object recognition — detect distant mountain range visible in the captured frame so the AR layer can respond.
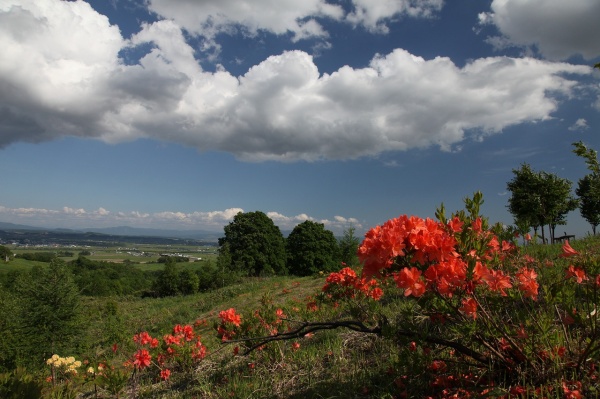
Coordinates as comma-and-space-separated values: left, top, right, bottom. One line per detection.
0, 221, 222, 244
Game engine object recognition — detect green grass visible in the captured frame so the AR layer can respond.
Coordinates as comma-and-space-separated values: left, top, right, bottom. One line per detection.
5, 236, 600, 398
0, 257, 47, 273
7, 244, 218, 264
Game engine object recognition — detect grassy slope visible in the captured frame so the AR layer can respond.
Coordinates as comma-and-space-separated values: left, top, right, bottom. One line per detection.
77, 274, 404, 398
17, 236, 600, 398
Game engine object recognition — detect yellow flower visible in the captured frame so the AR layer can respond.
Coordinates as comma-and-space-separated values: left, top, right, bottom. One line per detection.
66, 356, 75, 364
73, 360, 82, 368
87, 367, 95, 374
47, 354, 60, 365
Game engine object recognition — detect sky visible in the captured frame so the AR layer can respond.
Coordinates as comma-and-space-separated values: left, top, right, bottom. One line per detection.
0, 0, 599, 238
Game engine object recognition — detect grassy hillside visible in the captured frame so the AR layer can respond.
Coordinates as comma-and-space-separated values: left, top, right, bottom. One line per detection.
3, 234, 600, 398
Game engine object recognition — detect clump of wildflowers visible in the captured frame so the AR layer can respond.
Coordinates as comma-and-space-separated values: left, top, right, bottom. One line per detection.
46, 354, 82, 375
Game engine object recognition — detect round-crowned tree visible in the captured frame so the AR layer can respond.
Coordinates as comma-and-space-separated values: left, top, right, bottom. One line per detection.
286, 220, 340, 276
219, 211, 287, 276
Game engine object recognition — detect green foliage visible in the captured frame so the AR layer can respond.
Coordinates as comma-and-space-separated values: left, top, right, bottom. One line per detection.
0, 245, 12, 262
0, 287, 19, 372
197, 259, 242, 291
0, 367, 43, 399
576, 174, 600, 234
98, 300, 128, 347
68, 256, 154, 296
338, 226, 360, 266
13, 259, 82, 368
507, 163, 578, 242
286, 220, 340, 276
157, 255, 189, 263
16, 252, 56, 262
573, 141, 600, 234
153, 259, 181, 297
219, 211, 287, 276
178, 267, 199, 295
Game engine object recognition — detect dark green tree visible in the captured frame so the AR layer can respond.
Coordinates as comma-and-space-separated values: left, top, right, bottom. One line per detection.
153, 258, 181, 296
218, 211, 287, 276
178, 267, 199, 295
338, 226, 360, 266
13, 259, 82, 367
573, 141, 600, 234
286, 221, 340, 276
541, 172, 578, 242
507, 164, 577, 243
0, 286, 19, 371
507, 164, 544, 240
0, 246, 12, 262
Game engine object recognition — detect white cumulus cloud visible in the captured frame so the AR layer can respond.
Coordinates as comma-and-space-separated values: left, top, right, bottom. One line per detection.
483, 0, 600, 60
568, 118, 589, 131
0, 0, 593, 163
147, 0, 344, 43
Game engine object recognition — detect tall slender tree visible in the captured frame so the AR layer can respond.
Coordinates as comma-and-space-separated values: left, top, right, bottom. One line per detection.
338, 226, 360, 267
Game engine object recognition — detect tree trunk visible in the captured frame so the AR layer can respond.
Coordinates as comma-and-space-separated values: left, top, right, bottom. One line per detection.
540, 225, 546, 244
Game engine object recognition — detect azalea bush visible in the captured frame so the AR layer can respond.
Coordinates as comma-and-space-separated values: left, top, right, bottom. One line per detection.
215, 192, 600, 397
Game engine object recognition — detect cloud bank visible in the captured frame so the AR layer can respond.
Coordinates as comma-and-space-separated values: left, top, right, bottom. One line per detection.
0, 0, 594, 162
0, 204, 361, 233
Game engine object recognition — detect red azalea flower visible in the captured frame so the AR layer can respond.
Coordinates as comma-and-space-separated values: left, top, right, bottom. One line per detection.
566, 265, 588, 284
394, 267, 426, 297
482, 269, 512, 296
219, 308, 242, 327
560, 241, 579, 258
460, 297, 477, 319
370, 287, 384, 300
160, 369, 171, 381
516, 267, 539, 300
447, 216, 463, 233
133, 349, 151, 370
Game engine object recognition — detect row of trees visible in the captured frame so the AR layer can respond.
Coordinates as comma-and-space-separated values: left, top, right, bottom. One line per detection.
506, 141, 600, 242
217, 211, 360, 277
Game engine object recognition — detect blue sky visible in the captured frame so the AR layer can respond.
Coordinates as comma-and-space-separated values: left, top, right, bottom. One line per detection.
0, 0, 599, 237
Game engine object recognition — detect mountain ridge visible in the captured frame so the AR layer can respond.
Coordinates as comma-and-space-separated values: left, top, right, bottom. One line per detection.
0, 221, 222, 242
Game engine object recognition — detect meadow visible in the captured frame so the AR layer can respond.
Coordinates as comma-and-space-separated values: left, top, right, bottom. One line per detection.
8, 244, 218, 265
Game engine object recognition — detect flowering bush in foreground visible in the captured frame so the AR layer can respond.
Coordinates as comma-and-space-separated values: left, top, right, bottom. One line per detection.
317, 192, 600, 397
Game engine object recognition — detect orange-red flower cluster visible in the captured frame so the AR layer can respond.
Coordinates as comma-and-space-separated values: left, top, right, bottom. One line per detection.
357, 214, 519, 299
217, 308, 243, 342
566, 265, 588, 284
560, 241, 579, 258
358, 215, 457, 278
219, 308, 242, 327
322, 267, 384, 301
516, 267, 539, 300
133, 349, 151, 370
133, 331, 159, 348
